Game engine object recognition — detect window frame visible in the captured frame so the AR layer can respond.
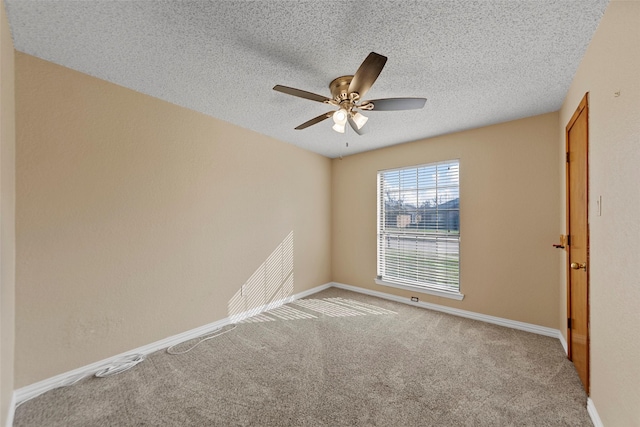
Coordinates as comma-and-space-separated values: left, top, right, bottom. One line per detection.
376, 160, 464, 301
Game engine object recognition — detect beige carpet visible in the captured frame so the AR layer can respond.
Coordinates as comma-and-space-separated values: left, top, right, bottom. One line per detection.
14, 288, 592, 426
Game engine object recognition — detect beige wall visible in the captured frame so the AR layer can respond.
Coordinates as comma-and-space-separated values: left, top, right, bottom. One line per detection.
332, 112, 561, 328
0, 0, 15, 423
559, 1, 640, 424
15, 53, 332, 387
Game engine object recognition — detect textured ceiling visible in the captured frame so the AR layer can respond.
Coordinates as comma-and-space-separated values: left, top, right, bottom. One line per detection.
5, 1, 609, 158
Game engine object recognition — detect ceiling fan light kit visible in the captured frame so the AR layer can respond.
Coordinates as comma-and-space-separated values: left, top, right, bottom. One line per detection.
273, 52, 427, 135
332, 109, 348, 133
351, 112, 368, 129
333, 109, 347, 124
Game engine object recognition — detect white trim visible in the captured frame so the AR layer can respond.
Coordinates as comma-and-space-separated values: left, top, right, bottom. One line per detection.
558, 331, 568, 355
13, 282, 332, 407
11, 281, 567, 412
5, 392, 15, 427
332, 282, 560, 338
227, 282, 331, 324
374, 278, 464, 300
587, 398, 604, 427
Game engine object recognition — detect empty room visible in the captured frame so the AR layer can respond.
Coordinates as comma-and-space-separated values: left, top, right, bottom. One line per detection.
1, 1, 638, 426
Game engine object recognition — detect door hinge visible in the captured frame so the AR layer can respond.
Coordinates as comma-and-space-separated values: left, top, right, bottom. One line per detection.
566, 152, 570, 163
568, 318, 572, 329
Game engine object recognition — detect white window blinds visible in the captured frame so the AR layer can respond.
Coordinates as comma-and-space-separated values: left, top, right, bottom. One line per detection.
377, 160, 460, 293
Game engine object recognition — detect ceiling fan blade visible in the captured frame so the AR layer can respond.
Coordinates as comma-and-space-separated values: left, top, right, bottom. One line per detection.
364, 97, 427, 111
348, 52, 388, 99
347, 116, 364, 136
295, 112, 334, 130
273, 85, 330, 103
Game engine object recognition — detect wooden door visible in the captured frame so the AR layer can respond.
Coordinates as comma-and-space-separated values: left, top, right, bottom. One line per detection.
566, 93, 590, 393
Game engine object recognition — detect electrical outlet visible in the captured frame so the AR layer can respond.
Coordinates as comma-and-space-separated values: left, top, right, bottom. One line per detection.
411, 296, 419, 302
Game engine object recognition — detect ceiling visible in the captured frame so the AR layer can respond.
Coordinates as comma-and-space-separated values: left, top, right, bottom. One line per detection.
5, 1, 609, 158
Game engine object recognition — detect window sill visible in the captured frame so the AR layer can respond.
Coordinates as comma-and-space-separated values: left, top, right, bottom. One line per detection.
374, 278, 465, 301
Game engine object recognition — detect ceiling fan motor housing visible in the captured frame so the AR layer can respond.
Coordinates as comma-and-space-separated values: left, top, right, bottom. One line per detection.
329, 75, 356, 101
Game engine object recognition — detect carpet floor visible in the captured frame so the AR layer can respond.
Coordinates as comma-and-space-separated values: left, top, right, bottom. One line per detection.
14, 288, 592, 426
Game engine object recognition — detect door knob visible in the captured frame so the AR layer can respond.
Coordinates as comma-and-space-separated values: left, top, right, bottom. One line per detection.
570, 262, 587, 270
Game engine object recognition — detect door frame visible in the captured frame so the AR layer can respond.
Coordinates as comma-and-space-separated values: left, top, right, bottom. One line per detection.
565, 92, 590, 392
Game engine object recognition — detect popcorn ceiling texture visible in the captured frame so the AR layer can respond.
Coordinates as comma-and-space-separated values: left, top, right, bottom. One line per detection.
4, 0, 609, 158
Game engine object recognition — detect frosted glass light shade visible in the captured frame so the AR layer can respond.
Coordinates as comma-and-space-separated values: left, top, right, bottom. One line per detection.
333, 109, 347, 124
351, 112, 368, 129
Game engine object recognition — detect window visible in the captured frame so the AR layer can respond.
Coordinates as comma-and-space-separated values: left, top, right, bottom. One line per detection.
376, 160, 462, 300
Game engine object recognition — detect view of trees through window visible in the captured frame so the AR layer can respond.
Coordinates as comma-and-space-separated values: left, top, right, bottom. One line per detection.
377, 161, 460, 292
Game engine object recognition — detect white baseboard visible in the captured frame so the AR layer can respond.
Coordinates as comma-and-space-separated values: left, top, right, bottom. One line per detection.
228, 282, 331, 323
13, 282, 333, 408
5, 392, 15, 427
331, 282, 561, 338
587, 398, 604, 427
558, 331, 568, 355
11, 280, 566, 416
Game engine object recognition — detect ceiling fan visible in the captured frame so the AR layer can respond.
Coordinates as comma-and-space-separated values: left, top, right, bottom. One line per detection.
273, 52, 427, 135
